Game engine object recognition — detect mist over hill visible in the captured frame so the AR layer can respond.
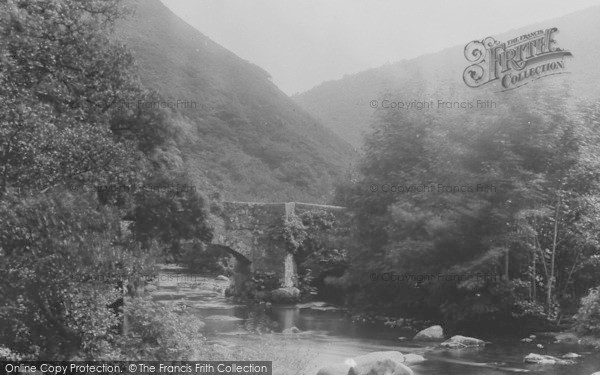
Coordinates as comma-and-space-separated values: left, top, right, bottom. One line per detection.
293, 6, 600, 148
114, 0, 357, 203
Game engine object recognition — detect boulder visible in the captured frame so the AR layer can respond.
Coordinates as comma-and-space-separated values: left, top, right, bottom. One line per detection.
590, 372, 600, 375
317, 351, 415, 375
414, 325, 444, 341
316, 364, 351, 375
282, 326, 301, 334
403, 353, 425, 365
553, 332, 579, 344
348, 360, 413, 375
349, 352, 413, 375
352, 351, 405, 366
562, 353, 581, 359
523, 353, 574, 365
521, 338, 533, 343
216, 275, 229, 281
270, 287, 300, 304
441, 335, 486, 348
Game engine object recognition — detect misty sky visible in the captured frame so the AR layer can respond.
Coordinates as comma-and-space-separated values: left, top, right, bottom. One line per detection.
161, 0, 600, 95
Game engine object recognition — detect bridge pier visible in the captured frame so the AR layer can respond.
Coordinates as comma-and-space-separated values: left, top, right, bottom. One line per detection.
283, 253, 297, 288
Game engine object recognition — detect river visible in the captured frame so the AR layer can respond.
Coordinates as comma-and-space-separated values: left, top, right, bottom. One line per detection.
152, 267, 600, 375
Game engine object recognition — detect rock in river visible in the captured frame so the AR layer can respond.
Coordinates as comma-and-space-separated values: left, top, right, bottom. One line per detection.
553, 332, 580, 344
204, 315, 243, 321
282, 326, 301, 334
317, 351, 416, 375
352, 351, 405, 366
316, 363, 351, 375
441, 335, 486, 348
298, 301, 328, 309
524, 353, 574, 365
350, 352, 413, 375
216, 275, 229, 281
403, 353, 425, 365
414, 325, 444, 341
348, 360, 413, 375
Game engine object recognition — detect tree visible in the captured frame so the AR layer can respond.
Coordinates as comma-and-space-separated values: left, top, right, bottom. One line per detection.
0, 190, 156, 359
336, 85, 600, 331
0, 0, 213, 360
0, 0, 146, 195
130, 178, 213, 258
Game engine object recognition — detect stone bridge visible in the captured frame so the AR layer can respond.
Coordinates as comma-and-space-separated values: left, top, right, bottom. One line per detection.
209, 201, 351, 290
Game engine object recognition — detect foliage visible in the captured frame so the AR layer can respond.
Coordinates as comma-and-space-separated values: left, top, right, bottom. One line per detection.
575, 287, 600, 336
232, 271, 282, 302
0, 0, 143, 195
334, 88, 600, 331
0, 191, 157, 360
129, 178, 213, 257
269, 213, 308, 254
248, 271, 282, 293
0, 0, 215, 361
114, 297, 211, 361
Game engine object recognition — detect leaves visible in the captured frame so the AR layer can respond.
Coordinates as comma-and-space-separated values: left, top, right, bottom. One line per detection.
0, 191, 157, 359
0, 0, 212, 360
336, 83, 600, 329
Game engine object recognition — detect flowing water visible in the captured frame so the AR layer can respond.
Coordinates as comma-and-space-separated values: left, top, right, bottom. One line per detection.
152, 267, 600, 375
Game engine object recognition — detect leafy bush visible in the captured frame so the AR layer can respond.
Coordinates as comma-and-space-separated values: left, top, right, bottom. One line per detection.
249, 271, 282, 292
269, 214, 307, 254
113, 297, 212, 360
0, 191, 156, 360
0, 0, 218, 362
575, 287, 600, 336
233, 271, 282, 301
130, 183, 213, 258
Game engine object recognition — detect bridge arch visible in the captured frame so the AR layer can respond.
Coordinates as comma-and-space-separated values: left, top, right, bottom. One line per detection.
207, 244, 251, 266
206, 244, 251, 295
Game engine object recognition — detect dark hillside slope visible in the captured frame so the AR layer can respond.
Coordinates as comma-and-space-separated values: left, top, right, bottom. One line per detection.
115, 0, 356, 203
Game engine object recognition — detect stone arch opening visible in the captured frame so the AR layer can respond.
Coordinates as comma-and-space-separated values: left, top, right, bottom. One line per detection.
207, 244, 251, 295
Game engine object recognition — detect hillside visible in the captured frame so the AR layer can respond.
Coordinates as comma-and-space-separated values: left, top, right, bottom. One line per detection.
113, 0, 356, 203
293, 6, 600, 148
